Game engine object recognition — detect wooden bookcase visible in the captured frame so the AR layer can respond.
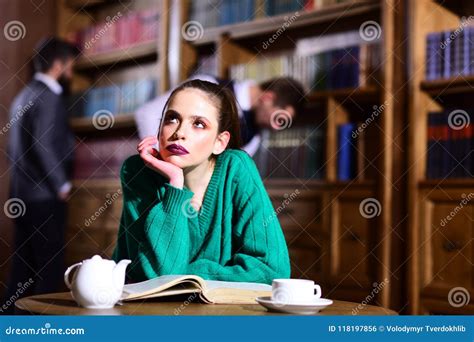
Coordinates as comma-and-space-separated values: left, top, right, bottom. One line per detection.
169, 0, 405, 310
58, 0, 170, 130
407, 0, 474, 314
55, 0, 170, 280
57, 0, 407, 311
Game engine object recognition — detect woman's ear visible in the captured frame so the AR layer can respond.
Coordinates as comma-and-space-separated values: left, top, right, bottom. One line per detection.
213, 131, 230, 155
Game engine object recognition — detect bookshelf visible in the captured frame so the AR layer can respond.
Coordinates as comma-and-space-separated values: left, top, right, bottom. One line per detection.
187, 0, 380, 46
57, 0, 407, 311
169, 0, 405, 309
56, 0, 170, 277
408, 0, 474, 314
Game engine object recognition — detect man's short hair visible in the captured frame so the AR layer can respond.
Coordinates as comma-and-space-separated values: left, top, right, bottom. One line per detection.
259, 77, 306, 115
33, 37, 80, 73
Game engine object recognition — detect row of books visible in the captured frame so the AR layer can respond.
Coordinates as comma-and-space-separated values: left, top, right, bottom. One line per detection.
68, 78, 157, 118
253, 127, 325, 179
230, 44, 381, 91
73, 8, 160, 56
425, 26, 474, 80
426, 110, 473, 179
189, 0, 348, 28
73, 137, 140, 180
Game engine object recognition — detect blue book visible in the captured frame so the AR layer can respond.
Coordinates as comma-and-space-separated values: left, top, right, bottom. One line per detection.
469, 27, 474, 75
337, 123, 357, 180
425, 32, 439, 80
443, 30, 451, 79
347, 46, 360, 88
462, 28, 470, 76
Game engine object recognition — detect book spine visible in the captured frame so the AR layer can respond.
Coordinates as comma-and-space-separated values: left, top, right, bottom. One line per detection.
337, 123, 357, 180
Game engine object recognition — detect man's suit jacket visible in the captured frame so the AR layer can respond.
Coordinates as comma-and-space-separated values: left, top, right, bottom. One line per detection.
7, 79, 74, 202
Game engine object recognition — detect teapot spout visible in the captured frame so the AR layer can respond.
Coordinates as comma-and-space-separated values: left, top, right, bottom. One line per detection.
112, 259, 131, 289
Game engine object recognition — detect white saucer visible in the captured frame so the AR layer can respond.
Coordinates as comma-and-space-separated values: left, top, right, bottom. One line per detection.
256, 296, 333, 315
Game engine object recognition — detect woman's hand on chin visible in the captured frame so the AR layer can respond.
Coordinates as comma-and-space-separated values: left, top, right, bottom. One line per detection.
137, 136, 184, 189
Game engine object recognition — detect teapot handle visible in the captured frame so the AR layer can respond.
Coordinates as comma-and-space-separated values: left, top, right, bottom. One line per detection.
64, 262, 82, 290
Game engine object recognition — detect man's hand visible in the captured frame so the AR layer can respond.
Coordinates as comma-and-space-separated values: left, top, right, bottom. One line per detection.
58, 190, 70, 201
137, 136, 184, 189
57, 182, 72, 201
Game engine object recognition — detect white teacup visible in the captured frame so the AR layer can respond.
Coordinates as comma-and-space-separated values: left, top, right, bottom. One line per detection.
271, 279, 322, 304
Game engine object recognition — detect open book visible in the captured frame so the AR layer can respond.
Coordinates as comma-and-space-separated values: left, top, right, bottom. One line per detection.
121, 275, 272, 304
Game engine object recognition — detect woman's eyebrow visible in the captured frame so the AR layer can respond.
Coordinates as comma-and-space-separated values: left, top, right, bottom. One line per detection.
190, 115, 210, 122
164, 109, 180, 117
165, 109, 210, 122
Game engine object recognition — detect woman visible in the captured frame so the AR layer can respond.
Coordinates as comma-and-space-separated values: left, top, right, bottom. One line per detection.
112, 79, 290, 284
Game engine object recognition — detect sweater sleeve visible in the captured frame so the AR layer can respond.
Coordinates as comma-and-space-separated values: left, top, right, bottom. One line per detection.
187, 152, 291, 284
112, 155, 195, 279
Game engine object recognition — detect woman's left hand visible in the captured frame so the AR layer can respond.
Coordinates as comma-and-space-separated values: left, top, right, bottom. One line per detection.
137, 136, 184, 189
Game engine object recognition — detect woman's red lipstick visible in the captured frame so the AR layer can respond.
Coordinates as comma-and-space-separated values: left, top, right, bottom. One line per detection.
166, 144, 189, 155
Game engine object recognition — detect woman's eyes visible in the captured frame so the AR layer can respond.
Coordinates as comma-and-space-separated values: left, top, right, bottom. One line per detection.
164, 116, 206, 129
194, 120, 206, 129
164, 117, 178, 124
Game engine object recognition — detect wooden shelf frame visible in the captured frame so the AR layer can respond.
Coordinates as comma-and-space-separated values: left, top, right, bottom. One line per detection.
420, 75, 474, 97
407, 0, 473, 314
69, 114, 136, 133
75, 40, 159, 71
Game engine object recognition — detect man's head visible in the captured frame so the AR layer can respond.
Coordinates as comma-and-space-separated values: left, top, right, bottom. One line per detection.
254, 77, 306, 129
33, 37, 80, 83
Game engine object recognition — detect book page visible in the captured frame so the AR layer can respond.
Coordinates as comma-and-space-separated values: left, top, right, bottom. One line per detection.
122, 275, 204, 299
204, 280, 271, 291
202, 281, 272, 304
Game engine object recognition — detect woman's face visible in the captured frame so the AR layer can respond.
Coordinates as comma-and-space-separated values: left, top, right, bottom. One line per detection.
158, 88, 223, 169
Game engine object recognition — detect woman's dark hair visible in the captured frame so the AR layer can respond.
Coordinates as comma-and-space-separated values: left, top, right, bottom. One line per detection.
33, 37, 80, 73
160, 79, 242, 150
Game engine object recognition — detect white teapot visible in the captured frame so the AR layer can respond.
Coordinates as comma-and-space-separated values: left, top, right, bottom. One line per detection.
64, 255, 131, 309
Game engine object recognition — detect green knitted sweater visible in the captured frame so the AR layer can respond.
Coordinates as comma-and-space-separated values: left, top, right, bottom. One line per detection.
112, 149, 290, 284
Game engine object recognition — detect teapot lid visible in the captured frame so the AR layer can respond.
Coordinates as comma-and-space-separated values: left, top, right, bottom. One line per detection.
84, 254, 116, 265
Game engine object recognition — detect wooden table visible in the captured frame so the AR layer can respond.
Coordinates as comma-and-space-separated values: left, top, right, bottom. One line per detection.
15, 292, 398, 315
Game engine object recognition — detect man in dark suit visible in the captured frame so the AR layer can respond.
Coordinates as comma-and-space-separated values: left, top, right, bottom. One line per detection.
2, 37, 79, 313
